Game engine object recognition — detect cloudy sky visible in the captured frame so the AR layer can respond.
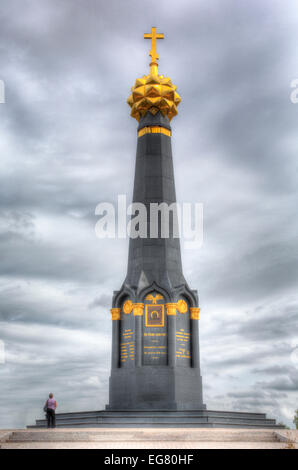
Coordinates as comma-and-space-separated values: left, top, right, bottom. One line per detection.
0, 0, 297, 429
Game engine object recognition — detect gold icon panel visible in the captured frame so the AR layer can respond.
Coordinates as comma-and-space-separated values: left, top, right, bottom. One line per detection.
145, 304, 165, 327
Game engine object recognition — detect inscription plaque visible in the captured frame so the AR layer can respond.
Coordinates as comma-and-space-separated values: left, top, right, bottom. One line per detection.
120, 302, 135, 368
176, 298, 191, 366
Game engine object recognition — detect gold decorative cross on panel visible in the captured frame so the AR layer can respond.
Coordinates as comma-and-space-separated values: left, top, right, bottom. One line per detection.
144, 27, 164, 68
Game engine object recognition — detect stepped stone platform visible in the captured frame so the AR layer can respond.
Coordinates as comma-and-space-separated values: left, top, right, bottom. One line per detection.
28, 409, 284, 429
1, 428, 297, 449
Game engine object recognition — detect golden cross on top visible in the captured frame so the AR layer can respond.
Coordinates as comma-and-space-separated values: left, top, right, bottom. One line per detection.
144, 27, 164, 74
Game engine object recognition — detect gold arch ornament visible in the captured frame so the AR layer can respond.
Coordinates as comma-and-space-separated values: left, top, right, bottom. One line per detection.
123, 300, 133, 314
177, 299, 188, 314
145, 293, 164, 304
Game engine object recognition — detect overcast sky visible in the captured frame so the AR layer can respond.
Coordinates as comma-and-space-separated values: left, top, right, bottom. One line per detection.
0, 0, 297, 429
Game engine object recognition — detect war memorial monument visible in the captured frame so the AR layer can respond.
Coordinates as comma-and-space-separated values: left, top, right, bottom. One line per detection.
31, 28, 281, 429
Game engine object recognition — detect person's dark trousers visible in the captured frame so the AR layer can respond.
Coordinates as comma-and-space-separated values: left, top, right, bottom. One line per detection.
47, 409, 56, 428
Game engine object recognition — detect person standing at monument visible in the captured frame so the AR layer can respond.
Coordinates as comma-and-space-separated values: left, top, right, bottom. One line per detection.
44, 393, 57, 429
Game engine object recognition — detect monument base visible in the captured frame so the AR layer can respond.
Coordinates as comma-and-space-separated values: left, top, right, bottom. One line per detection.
108, 366, 205, 410
28, 409, 283, 429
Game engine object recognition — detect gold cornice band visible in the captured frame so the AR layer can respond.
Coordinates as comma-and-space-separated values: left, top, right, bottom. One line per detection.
190, 307, 200, 320
138, 126, 171, 138
111, 303, 145, 319
166, 303, 177, 316
110, 308, 121, 321
133, 303, 144, 316
112, 302, 199, 319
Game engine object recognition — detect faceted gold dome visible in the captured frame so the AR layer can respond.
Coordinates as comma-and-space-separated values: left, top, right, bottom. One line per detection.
127, 73, 181, 122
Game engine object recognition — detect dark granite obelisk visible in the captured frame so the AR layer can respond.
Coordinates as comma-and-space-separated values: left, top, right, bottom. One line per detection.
107, 28, 204, 411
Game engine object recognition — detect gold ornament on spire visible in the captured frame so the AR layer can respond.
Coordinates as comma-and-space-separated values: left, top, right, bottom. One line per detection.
144, 26, 164, 76
127, 27, 181, 122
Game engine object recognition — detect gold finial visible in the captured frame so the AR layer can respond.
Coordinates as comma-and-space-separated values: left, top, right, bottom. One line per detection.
144, 27, 164, 75
127, 28, 181, 122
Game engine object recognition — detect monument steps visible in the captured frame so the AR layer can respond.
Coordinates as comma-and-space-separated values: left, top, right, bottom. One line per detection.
41, 409, 269, 419
8, 429, 282, 442
28, 409, 283, 429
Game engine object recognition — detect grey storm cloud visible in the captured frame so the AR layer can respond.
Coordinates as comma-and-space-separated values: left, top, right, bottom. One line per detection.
257, 370, 298, 392
0, 0, 297, 428
253, 365, 294, 375
88, 293, 112, 310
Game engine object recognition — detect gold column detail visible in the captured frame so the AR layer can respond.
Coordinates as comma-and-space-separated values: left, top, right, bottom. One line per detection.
190, 307, 200, 320
166, 303, 177, 316
138, 126, 171, 138
133, 303, 144, 316
110, 308, 121, 321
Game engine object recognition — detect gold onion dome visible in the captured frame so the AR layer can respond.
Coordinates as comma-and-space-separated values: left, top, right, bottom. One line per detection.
127, 27, 181, 122
127, 74, 181, 122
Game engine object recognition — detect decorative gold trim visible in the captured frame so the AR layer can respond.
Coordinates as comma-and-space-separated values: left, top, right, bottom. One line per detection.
133, 303, 144, 316
177, 299, 188, 314
110, 308, 121, 321
190, 307, 200, 320
145, 304, 165, 327
145, 293, 164, 304
166, 303, 177, 316
123, 300, 133, 314
138, 126, 171, 138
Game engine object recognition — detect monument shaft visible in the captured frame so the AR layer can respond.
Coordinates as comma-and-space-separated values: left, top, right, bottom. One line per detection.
108, 30, 204, 409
